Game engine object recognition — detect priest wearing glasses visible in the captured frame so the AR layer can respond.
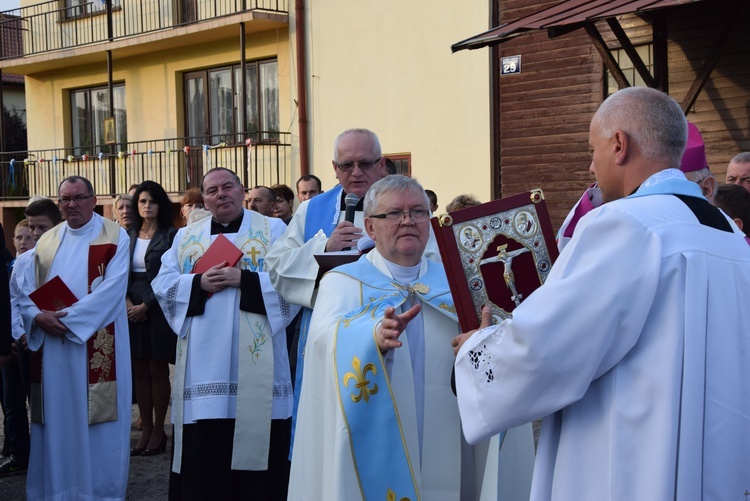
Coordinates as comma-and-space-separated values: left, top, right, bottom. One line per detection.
287, 175, 532, 500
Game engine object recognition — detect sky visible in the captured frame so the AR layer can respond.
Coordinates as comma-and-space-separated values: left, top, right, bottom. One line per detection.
0, 0, 20, 12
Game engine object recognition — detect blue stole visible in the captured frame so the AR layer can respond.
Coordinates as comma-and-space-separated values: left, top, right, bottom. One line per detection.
330, 257, 456, 500
629, 168, 704, 199
303, 184, 343, 241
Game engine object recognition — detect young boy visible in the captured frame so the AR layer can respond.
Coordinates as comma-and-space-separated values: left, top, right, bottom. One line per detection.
0, 199, 62, 476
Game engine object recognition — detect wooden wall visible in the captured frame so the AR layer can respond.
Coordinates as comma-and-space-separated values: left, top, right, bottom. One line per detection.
494, 0, 750, 230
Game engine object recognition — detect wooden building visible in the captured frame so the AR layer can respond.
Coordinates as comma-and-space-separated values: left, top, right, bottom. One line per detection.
454, 0, 750, 228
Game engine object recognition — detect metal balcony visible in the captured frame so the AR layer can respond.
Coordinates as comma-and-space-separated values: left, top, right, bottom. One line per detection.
0, 0, 288, 60
0, 132, 292, 199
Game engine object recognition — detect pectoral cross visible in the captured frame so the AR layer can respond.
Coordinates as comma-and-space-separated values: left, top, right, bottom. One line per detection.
479, 244, 529, 306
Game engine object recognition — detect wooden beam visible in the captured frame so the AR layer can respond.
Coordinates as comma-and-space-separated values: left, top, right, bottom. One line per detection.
584, 23, 629, 90
606, 18, 655, 88
680, 0, 749, 114
652, 13, 668, 93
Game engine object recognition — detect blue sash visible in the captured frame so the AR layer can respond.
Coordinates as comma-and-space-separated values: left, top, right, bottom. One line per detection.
331, 257, 456, 500
629, 168, 703, 199
303, 184, 343, 241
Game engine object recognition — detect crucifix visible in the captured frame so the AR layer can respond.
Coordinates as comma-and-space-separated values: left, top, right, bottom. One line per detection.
479, 244, 529, 306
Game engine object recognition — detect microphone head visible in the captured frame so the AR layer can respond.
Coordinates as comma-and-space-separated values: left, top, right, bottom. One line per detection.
344, 193, 360, 207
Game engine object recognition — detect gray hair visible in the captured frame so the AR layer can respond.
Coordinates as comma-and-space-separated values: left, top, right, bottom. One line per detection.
595, 87, 687, 168
112, 193, 132, 211
59, 175, 95, 196
729, 151, 750, 165
333, 129, 382, 163
364, 175, 430, 216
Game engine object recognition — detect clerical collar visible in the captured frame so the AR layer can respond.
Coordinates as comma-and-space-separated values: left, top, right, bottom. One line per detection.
211, 213, 243, 234
339, 195, 365, 211
383, 257, 421, 286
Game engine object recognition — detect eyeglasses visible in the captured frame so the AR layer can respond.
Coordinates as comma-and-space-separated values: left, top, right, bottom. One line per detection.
369, 208, 430, 224
59, 194, 93, 205
334, 158, 381, 172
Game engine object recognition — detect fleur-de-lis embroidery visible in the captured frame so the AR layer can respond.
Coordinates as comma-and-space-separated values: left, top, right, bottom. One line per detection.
343, 356, 378, 403
386, 488, 411, 501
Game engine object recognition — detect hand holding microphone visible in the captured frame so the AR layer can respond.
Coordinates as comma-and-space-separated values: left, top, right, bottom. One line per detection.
325, 193, 362, 252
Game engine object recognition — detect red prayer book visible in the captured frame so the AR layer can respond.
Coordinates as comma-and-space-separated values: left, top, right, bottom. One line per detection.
192, 233, 244, 274
29, 275, 78, 311
431, 189, 559, 331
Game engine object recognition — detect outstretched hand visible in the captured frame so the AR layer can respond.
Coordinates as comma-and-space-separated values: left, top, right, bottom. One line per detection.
376, 303, 422, 352
452, 305, 492, 355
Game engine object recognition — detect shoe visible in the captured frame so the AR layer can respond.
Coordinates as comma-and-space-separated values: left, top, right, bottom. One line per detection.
130, 446, 146, 456
0, 443, 9, 457
140, 434, 167, 456
0, 456, 28, 476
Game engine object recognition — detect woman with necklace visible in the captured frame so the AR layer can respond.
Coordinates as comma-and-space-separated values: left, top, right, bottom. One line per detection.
127, 181, 177, 456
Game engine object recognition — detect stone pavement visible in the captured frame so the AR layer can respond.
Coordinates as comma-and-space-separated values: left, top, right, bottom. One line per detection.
0, 402, 173, 500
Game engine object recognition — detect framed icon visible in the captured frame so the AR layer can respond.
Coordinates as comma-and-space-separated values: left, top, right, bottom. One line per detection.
104, 117, 116, 144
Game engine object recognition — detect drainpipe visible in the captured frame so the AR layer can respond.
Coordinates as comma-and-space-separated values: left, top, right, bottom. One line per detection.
0, 69, 5, 154
295, 0, 309, 176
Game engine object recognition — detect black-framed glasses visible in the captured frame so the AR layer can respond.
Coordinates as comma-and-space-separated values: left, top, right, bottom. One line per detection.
335, 157, 381, 172
369, 208, 430, 224
59, 194, 93, 205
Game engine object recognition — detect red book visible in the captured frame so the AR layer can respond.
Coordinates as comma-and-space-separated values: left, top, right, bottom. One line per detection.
431, 189, 559, 331
192, 233, 244, 274
29, 275, 78, 311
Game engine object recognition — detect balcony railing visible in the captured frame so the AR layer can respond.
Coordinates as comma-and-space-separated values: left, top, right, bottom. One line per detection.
0, 132, 292, 200
0, 0, 288, 60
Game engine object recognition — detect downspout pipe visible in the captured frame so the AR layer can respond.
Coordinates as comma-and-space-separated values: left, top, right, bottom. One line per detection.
295, 0, 309, 176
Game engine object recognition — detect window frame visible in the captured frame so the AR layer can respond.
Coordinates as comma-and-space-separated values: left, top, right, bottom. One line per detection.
69, 82, 127, 155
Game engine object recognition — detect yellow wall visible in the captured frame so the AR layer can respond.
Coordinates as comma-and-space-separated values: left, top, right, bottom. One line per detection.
25, 28, 291, 159
290, 1, 492, 210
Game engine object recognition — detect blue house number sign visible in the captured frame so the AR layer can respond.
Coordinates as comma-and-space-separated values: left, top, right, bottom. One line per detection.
501, 55, 521, 75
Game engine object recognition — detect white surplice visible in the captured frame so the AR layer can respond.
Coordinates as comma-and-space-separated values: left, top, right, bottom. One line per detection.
152, 210, 295, 470
10, 249, 33, 341
288, 250, 517, 501
18, 214, 132, 501
455, 170, 750, 500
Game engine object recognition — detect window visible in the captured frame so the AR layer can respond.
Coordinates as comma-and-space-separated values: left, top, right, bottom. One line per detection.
70, 83, 127, 155
184, 59, 279, 145
385, 154, 411, 176
64, 0, 116, 19
605, 44, 653, 96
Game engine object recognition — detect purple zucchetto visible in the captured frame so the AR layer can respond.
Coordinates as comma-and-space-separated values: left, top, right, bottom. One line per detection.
680, 122, 709, 173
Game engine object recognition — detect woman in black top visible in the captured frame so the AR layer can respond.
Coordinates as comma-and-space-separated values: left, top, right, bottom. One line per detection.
127, 181, 177, 456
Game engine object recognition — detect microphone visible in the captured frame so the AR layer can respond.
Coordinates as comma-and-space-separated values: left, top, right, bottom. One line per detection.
344, 193, 359, 224
343, 193, 360, 251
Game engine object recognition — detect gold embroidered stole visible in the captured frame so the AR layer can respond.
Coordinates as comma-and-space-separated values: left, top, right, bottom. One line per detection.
172, 212, 274, 473
30, 218, 121, 424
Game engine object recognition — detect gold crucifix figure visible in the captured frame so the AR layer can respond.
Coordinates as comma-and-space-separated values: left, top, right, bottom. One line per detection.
479, 244, 530, 306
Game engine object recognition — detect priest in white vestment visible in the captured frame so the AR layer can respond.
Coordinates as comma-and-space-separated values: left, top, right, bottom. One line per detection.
266, 129, 441, 453
152, 168, 296, 500
289, 175, 533, 501
18, 176, 132, 501
454, 87, 750, 500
